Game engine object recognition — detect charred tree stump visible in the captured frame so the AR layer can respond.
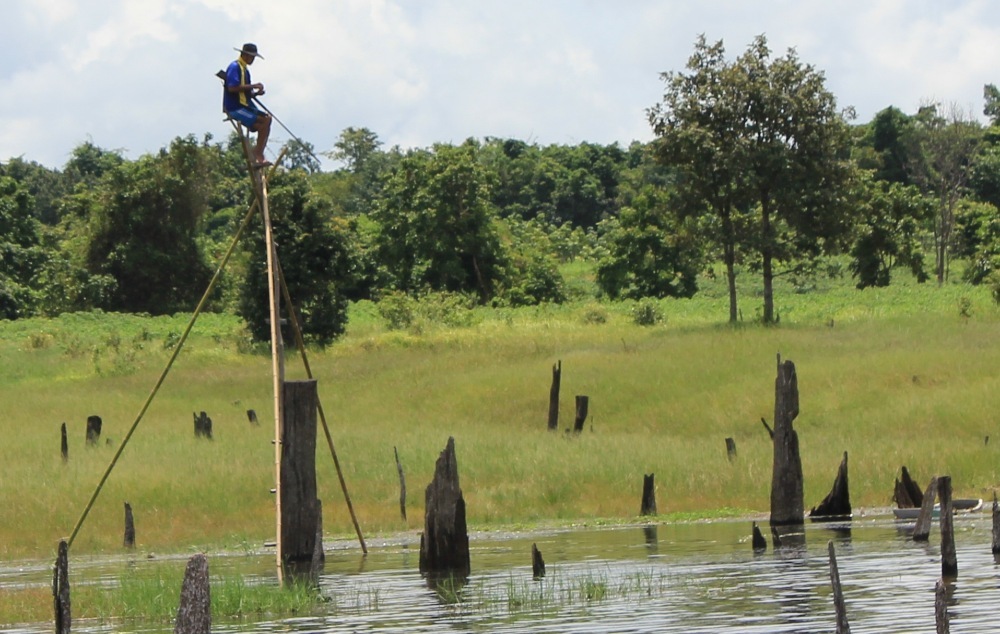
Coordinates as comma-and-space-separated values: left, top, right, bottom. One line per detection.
548, 360, 561, 431
395, 446, 407, 521
532, 543, 546, 579
810, 452, 851, 520
893, 466, 924, 508
573, 395, 589, 433
640, 473, 656, 516
86, 415, 102, 446
174, 553, 211, 634
193, 411, 213, 439
52, 539, 70, 634
419, 437, 470, 580
828, 541, 851, 634
725, 437, 737, 461
124, 502, 135, 549
913, 476, 939, 542
935, 578, 950, 634
246, 408, 258, 425
752, 522, 767, 553
939, 476, 957, 579
992, 493, 1000, 555
770, 355, 804, 529
61, 423, 68, 463
280, 380, 321, 579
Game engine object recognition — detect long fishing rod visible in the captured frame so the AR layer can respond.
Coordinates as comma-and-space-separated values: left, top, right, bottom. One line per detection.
252, 97, 325, 167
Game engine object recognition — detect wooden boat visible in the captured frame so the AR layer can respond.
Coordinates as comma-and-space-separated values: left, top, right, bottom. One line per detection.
892, 498, 983, 519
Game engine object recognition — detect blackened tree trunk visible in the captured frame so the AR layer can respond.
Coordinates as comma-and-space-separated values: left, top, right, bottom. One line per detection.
419, 437, 470, 579
770, 356, 803, 527
53, 540, 70, 634
640, 473, 657, 516
281, 380, 320, 577
810, 452, 851, 519
174, 553, 211, 634
893, 466, 924, 508
86, 415, 102, 446
548, 360, 561, 431
573, 395, 589, 433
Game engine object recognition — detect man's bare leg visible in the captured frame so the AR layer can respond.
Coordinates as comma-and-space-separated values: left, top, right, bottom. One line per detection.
253, 115, 272, 164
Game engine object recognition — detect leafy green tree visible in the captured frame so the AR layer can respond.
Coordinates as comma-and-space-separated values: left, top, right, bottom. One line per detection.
238, 170, 355, 345
650, 35, 857, 323
0, 176, 45, 318
0, 158, 68, 225
849, 177, 931, 287
82, 136, 213, 314
371, 140, 507, 302
858, 106, 915, 185
955, 200, 1000, 284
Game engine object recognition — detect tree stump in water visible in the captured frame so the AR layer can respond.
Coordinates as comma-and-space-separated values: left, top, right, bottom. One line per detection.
532, 543, 546, 579
810, 451, 851, 520
86, 415, 102, 446
935, 578, 950, 634
992, 493, 1000, 555
640, 473, 657, 516
548, 360, 561, 431
193, 411, 213, 439
174, 553, 211, 634
124, 502, 135, 549
752, 522, 767, 552
280, 380, 321, 579
893, 466, 924, 508
938, 476, 957, 579
573, 395, 589, 433
419, 437, 470, 580
913, 476, 939, 542
52, 539, 70, 634
769, 355, 804, 529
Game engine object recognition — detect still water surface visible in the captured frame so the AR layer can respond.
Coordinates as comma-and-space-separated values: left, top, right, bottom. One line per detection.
3, 510, 998, 633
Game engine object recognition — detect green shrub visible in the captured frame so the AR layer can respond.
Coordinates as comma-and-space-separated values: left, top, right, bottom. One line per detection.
631, 299, 663, 326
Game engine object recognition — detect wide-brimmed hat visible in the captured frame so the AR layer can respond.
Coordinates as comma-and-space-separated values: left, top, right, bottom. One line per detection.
235, 43, 264, 59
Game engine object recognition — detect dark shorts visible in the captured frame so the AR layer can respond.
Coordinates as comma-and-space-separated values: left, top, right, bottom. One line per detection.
228, 105, 266, 128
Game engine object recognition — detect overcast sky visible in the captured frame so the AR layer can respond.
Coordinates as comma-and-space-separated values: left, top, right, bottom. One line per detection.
3, 0, 999, 170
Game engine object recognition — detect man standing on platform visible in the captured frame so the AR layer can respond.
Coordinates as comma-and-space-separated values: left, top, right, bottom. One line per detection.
224, 43, 272, 167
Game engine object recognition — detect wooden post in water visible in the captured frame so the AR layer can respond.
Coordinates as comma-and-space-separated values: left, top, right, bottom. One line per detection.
174, 553, 211, 634
913, 476, 939, 542
935, 578, 950, 634
548, 360, 561, 431
752, 522, 767, 552
828, 540, 851, 634
532, 543, 546, 579
938, 476, 957, 579
86, 415, 102, 446
893, 465, 924, 508
770, 355, 803, 529
53, 539, 70, 634
280, 380, 321, 580
573, 395, 589, 433
810, 451, 851, 520
991, 493, 1000, 555
640, 473, 656, 516
123, 502, 135, 549
419, 437, 470, 580
395, 446, 407, 521
61, 423, 68, 463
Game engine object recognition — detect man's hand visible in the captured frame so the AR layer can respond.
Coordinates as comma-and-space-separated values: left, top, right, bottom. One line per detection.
251, 82, 266, 96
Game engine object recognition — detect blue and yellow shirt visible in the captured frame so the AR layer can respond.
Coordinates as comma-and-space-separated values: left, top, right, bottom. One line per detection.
223, 58, 251, 112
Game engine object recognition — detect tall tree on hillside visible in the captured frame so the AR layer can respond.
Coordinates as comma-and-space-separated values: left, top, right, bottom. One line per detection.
0, 176, 44, 318
650, 35, 858, 323
905, 103, 983, 284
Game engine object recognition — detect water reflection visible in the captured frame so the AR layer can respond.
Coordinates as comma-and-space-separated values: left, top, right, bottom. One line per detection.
642, 525, 658, 553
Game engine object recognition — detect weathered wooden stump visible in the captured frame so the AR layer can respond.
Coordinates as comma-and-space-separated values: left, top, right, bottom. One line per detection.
280, 380, 321, 579
913, 476, 939, 542
419, 437, 470, 580
573, 395, 589, 433
991, 492, 1000, 555
246, 408, 258, 425
938, 476, 957, 579
61, 422, 68, 462
394, 446, 407, 521
640, 473, 657, 516
770, 355, 804, 530
193, 411, 213, 439
725, 437, 737, 461
828, 541, 851, 634
893, 465, 924, 508
935, 578, 950, 634
531, 543, 545, 579
810, 451, 851, 520
174, 553, 210, 634
548, 360, 561, 431
124, 501, 135, 549
53, 539, 70, 634
86, 415, 102, 446
752, 522, 767, 552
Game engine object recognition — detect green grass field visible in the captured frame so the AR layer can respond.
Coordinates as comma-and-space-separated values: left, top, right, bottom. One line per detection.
1, 268, 998, 569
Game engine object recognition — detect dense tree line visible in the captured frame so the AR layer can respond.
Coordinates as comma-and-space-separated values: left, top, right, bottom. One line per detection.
2, 34, 1000, 340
